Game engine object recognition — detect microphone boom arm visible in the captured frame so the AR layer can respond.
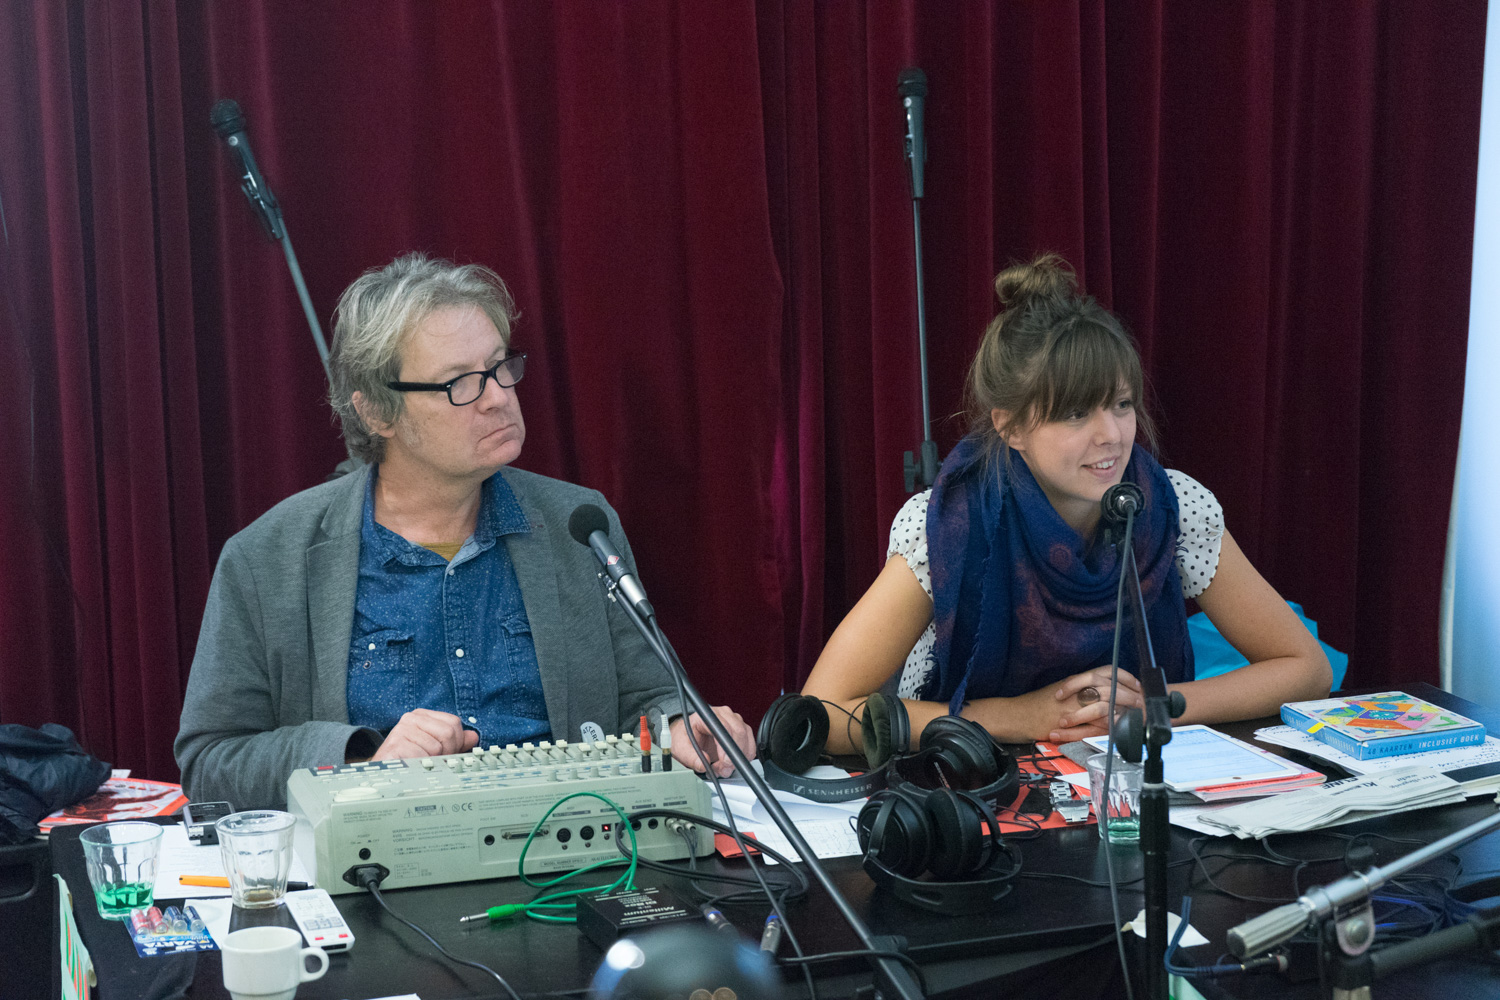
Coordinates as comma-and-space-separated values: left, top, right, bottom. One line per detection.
589, 566, 925, 1000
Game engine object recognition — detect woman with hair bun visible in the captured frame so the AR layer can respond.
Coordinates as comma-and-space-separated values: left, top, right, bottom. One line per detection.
802, 254, 1331, 750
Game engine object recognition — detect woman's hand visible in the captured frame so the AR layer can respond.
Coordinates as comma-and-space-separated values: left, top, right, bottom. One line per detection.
1046, 667, 1143, 742
961, 667, 1143, 744
981, 667, 1142, 744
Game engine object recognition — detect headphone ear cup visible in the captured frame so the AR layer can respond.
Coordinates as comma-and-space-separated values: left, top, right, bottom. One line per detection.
856, 790, 931, 879
920, 716, 1001, 789
757, 694, 829, 774
861, 692, 911, 769
922, 789, 989, 880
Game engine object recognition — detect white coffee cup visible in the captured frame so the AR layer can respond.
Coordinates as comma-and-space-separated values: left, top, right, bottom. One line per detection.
221, 926, 328, 1000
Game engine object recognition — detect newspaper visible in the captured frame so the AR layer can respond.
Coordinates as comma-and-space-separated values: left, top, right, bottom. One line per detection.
1254, 726, 1500, 796
1193, 767, 1465, 839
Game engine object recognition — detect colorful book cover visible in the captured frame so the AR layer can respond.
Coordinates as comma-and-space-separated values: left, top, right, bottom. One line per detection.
1281, 692, 1487, 760
39, 777, 188, 832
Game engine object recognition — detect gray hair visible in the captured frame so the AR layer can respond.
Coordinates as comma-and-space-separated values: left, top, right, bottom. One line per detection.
328, 253, 518, 463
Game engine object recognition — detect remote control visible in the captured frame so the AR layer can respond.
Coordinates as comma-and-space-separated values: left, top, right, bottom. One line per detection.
283, 888, 356, 952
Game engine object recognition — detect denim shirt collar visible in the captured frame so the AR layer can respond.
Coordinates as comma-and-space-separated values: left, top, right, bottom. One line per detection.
362, 468, 531, 567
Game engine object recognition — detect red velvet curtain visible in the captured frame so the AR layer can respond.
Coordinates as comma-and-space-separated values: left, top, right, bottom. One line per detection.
0, 1, 1483, 780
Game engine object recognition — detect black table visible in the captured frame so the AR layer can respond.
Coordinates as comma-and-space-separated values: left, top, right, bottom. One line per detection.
52, 683, 1500, 1000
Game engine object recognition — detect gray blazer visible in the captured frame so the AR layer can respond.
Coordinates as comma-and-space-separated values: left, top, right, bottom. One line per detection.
174, 464, 680, 809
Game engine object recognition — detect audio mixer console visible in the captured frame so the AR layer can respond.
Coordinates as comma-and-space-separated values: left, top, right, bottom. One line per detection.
286, 736, 713, 894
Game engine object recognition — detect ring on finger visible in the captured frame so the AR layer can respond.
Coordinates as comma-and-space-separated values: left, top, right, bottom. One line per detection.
1077, 686, 1101, 706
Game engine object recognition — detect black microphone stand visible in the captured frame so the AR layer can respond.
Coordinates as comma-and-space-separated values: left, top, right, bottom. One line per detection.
1109, 503, 1185, 1000
899, 68, 938, 494
1326, 904, 1500, 997
211, 100, 340, 412
213, 100, 363, 475
592, 568, 924, 1000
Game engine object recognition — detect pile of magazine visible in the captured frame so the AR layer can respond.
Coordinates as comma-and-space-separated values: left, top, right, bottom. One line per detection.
1195, 766, 1465, 839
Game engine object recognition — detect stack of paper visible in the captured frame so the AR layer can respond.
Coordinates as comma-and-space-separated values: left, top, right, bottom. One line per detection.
1192, 767, 1465, 839
708, 760, 865, 862
1255, 726, 1500, 797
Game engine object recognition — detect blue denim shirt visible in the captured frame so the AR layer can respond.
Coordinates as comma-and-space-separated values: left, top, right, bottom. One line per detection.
346, 471, 550, 748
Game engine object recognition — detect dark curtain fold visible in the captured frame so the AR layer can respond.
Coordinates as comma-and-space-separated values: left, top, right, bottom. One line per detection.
0, 1, 1483, 780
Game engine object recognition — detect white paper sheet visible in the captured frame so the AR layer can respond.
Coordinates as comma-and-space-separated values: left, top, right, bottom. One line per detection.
152, 824, 313, 899
723, 817, 864, 863
706, 761, 866, 861
710, 761, 866, 825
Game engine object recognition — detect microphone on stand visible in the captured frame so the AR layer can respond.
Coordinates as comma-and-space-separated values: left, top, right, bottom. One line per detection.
898, 68, 928, 199
1100, 482, 1143, 545
1098, 477, 1180, 1000
567, 504, 655, 620
1101, 482, 1143, 522
209, 99, 284, 241
898, 67, 939, 492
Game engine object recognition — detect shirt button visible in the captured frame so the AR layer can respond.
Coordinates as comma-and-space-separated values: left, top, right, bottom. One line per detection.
468, 716, 477, 724
367, 642, 376, 651
455, 648, 465, 658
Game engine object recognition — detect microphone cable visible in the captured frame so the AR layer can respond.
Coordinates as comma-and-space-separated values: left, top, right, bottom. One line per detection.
1164, 896, 1286, 979
352, 867, 523, 1000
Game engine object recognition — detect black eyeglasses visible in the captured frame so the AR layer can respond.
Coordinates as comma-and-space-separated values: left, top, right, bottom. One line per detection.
387, 352, 527, 406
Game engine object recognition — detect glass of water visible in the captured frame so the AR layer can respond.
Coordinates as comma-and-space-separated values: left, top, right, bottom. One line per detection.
80, 821, 163, 919
216, 810, 297, 908
1086, 752, 1143, 844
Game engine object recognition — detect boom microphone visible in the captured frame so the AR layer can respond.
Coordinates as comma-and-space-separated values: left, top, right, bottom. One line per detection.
898, 68, 927, 199
568, 504, 654, 619
210, 98, 284, 241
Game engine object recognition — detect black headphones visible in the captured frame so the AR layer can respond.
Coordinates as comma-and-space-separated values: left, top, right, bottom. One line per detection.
755, 693, 912, 802
757, 692, 1020, 807
856, 784, 1022, 914
759, 694, 1023, 913
855, 713, 1022, 914
885, 714, 1020, 809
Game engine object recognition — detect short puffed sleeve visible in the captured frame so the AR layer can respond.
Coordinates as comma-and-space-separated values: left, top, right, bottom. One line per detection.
887, 490, 937, 698
887, 489, 933, 598
1166, 469, 1225, 600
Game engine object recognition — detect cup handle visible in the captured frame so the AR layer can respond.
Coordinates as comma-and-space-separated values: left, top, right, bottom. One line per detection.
300, 946, 329, 982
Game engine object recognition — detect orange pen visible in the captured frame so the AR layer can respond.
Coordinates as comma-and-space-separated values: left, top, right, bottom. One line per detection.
179, 876, 231, 887
180, 875, 311, 890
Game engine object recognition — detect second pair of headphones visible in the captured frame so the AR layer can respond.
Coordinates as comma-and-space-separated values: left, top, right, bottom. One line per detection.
756, 692, 1020, 807
855, 783, 1022, 914
855, 714, 1024, 914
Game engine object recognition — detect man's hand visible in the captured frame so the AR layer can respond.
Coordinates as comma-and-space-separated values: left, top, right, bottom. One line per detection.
370, 709, 479, 761
668, 706, 757, 778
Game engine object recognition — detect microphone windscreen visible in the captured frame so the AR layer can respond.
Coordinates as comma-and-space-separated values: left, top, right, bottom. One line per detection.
210, 98, 246, 137
568, 504, 610, 546
1101, 482, 1144, 523
897, 68, 928, 99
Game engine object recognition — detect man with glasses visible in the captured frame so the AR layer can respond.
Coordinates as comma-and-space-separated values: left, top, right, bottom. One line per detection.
175, 253, 755, 810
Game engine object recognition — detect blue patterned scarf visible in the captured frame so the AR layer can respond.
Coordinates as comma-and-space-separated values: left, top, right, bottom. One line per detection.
925, 434, 1194, 713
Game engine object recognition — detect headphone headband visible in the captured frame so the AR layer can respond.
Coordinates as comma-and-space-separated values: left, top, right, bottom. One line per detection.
886, 716, 1019, 808
760, 758, 887, 802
